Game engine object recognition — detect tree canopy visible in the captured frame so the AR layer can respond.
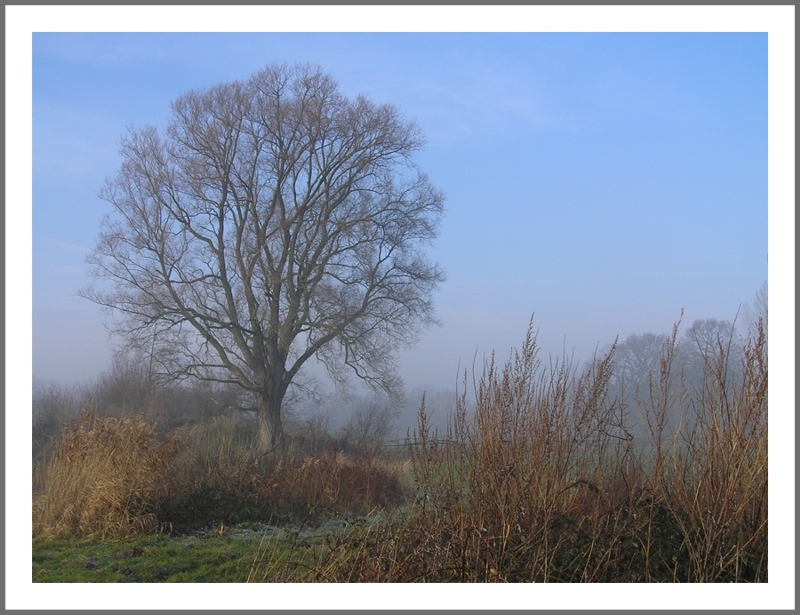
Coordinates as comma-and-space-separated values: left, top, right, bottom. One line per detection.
83, 63, 445, 451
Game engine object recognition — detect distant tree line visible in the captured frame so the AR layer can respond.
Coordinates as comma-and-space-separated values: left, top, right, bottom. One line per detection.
603, 280, 767, 441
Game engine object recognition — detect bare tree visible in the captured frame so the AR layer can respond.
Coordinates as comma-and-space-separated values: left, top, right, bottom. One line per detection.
610, 332, 669, 397
679, 318, 742, 392
82, 64, 445, 453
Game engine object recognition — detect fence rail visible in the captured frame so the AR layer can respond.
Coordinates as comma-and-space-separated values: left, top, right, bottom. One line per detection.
379, 438, 460, 449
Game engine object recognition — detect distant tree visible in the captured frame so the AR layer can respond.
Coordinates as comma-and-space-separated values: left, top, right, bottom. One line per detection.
604, 332, 671, 440
682, 318, 736, 357
82, 64, 445, 453
610, 332, 669, 397
679, 318, 741, 391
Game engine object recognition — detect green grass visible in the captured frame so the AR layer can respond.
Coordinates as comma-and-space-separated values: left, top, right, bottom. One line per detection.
32, 515, 397, 583
33, 526, 269, 583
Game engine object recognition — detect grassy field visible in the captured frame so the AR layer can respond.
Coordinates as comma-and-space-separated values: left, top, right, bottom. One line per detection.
33, 518, 388, 583
34, 530, 258, 583
33, 508, 424, 583
32, 321, 768, 583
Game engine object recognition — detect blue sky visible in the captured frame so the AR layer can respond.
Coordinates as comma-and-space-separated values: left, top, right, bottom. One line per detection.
31, 31, 768, 389
7, 5, 795, 611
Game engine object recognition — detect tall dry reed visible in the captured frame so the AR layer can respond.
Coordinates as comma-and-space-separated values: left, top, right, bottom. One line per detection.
332, 317, 767, 582
659, 317, 768, 581
32, 411, 183, 538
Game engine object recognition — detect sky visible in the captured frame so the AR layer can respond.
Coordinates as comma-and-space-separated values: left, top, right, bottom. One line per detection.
30, 30, 771, 392
8, 4, 795, 611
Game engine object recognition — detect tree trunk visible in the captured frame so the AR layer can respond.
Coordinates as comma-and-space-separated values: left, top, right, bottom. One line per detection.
256, 393, 285, 454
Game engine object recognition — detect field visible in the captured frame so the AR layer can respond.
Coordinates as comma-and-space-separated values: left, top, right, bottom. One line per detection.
32, 322, 768, 583
33, 519, 396, 582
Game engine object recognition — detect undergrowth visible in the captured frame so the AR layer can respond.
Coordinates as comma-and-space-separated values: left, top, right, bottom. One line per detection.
33, 318, 767, 582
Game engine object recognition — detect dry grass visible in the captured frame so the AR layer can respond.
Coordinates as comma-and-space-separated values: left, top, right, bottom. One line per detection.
33, 318, 767, 583
32, 411, 183, 539
158, 416, 406, 529
659, 318, 768, 581
318, 317, 768, 582
33, 409, 407, 538
266, 451, 405, 514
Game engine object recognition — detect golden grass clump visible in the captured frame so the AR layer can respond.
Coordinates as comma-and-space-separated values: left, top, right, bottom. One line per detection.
33, 412, 183, 539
